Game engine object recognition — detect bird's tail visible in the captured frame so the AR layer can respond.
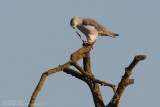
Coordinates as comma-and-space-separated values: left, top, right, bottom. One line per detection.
107, 31, 119, 38
100, 31, 119, 38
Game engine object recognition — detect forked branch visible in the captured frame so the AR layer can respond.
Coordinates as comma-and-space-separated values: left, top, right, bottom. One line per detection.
28, 42, 146, 107
28, 43, 116, 107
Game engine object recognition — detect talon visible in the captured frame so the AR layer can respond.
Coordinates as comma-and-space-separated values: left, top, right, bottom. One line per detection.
88, 41, 92, 44
83, 41, 92, 46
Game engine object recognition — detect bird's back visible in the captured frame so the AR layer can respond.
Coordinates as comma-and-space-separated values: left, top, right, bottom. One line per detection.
82, 18, 108, 33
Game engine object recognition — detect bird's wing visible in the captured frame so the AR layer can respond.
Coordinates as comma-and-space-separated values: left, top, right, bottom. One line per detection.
82, 18, 119, 38
82, 18, 108, 33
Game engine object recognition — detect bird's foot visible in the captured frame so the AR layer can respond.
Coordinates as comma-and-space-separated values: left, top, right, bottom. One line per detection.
83, 41, 92, 46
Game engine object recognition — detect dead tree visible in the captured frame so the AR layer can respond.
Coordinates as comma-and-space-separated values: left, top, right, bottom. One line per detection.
28, 43, 146, 107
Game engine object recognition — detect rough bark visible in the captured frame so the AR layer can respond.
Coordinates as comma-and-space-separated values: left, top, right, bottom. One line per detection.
28, 43, 146, 107
83, 52, 105, 107
106, 55, 146, 107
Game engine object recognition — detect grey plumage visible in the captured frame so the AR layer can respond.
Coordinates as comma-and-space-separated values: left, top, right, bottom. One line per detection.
70, 17, 119, 42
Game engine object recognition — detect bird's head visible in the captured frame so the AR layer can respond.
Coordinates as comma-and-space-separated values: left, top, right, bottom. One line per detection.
70, 17, 83, 29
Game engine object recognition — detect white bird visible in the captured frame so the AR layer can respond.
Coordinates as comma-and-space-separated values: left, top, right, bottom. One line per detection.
70, 17, 119, 44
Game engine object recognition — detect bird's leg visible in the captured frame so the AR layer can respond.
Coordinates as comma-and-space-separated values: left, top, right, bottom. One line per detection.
83, 41, 92, 45
76, 31, 96, 47
83, 40, 96, 46
83, 40, 96, 50
83, 41, 93, 47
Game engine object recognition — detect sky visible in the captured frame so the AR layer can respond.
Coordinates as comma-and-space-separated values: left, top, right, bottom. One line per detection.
0, 0, 159, 107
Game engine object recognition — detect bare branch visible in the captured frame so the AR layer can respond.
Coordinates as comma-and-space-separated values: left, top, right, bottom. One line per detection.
106, 55, 146, 107
72, 62, 115, 88
28, 44, 94, 107
70, 44, 94, 62
63, 68, 85, 81
28, 61, 71, 107
82, 52, 105, 107
28, 38, 146, 107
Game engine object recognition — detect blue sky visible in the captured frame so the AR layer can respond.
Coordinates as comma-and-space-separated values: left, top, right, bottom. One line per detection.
0, 0, 159, 107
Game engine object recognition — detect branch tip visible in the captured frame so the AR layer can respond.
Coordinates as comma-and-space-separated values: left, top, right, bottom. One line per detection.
135, 55, 146, 61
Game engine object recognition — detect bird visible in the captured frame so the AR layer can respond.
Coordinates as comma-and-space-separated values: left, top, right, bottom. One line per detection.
70, 17, 119, 45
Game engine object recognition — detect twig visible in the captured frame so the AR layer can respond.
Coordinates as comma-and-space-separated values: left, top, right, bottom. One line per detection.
72, 62, 116, 87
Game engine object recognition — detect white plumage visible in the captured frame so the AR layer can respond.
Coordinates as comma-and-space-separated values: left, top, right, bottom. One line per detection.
70, 17, 119, 44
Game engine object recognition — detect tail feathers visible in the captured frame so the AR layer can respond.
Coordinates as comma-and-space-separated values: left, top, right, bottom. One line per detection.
100, 31, 119, 38
111, 32, 119, 38
113, 33, 119, 36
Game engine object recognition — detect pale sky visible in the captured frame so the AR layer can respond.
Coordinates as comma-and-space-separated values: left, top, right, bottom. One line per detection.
0, 0, 159, 107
